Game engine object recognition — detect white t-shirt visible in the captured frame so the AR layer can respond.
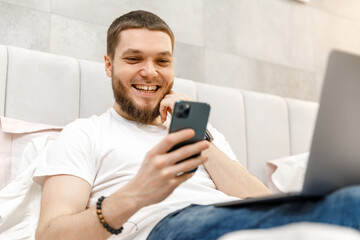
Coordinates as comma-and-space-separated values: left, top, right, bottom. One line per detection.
34, 108, 240, 239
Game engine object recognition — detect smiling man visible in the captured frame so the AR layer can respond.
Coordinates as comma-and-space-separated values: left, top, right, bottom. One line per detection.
34, 10, 269, 240
34, 10, 360, 240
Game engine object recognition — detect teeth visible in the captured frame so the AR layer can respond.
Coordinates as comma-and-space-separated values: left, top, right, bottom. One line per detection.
133, 84, 158, 91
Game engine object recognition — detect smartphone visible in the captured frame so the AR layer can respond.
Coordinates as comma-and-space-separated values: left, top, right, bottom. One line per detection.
168, 100, 211, 172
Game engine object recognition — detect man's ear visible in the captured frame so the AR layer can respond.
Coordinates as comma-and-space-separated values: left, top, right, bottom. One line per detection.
104, 54, 112, 77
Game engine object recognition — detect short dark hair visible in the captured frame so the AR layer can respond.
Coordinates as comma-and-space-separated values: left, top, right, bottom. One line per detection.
107, 10, 174, 60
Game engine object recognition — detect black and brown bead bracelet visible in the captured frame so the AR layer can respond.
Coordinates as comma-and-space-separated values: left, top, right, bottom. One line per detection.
96, 196, 124, 235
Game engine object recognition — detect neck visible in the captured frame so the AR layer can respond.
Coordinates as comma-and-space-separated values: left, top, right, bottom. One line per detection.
113, 103, 163, 126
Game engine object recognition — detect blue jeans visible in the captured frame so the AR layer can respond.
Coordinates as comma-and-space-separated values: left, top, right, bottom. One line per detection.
147, 186, 360, 240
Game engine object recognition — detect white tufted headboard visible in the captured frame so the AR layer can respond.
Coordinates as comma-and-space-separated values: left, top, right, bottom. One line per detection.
0, 44, 318, 183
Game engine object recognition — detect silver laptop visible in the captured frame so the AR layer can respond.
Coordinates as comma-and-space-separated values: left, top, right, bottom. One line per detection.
215, 50, 360, 208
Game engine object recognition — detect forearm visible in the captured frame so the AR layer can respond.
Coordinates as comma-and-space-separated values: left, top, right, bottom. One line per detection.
203, 143, 271, 198
38, 206, 109, 240
37, 190, 141, 240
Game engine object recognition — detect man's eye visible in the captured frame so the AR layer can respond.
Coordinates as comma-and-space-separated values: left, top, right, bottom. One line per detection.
158, 59, 171, 65
125, 57, 140, 62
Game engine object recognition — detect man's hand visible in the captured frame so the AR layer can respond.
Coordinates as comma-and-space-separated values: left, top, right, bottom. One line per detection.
124, 129, 209, 207
159, 91, 190, 123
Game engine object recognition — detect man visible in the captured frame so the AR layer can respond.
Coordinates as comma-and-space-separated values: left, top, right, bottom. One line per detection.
34, 10, 360, 240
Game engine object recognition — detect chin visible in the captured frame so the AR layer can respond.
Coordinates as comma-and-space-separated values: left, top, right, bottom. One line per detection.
134, 100, 159, 110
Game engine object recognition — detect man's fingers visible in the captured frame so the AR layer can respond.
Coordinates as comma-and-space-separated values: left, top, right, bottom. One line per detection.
148, 129, 195, 156
171, 153, 208, 176
166, 140, 209, 166
159, 101, 168, 120
160, 99, 174, 122
159, 91, 190, 123
160, 106, 171, 123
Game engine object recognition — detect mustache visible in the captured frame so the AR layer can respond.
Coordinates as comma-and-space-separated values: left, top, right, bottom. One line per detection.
130, 77, 164, 86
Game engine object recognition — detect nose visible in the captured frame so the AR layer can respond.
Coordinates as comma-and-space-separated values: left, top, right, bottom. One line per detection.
140, 60, 158, 79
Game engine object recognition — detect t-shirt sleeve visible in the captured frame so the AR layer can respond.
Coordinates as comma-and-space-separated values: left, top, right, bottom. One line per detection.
207, 123, 238, 161
33, 119, 97, 187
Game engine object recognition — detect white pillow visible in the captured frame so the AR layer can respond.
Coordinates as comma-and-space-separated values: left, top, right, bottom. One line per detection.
266, 152, 309, 193
0, 117, 62, 190
0, 135, 55, 240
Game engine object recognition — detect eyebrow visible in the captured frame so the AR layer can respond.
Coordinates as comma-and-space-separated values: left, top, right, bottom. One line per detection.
158, 51, 173, 57
122, 49, 142, 55
121, 48, 172, 57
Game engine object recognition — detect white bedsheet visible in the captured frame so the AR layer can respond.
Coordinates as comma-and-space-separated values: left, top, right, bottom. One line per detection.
0, 135, 53, 240
0, 141, 358, 240
219, 222, 360, 240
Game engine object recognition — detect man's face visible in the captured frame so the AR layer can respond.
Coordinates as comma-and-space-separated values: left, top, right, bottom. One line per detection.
106, 28, 174, 124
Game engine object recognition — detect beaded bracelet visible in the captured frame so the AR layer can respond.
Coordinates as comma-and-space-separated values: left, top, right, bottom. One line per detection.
96, 196, 124, 235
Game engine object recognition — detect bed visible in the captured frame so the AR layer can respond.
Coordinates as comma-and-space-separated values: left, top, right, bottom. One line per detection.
1, 44, 358, 239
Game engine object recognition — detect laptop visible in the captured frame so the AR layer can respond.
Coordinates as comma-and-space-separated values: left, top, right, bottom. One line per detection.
215, 50, 360, 208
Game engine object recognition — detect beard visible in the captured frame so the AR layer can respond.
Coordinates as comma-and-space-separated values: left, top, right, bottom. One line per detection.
111, 75, 173, 124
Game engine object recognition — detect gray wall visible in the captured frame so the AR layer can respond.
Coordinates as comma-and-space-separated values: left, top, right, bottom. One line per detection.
1, 0, 360, 101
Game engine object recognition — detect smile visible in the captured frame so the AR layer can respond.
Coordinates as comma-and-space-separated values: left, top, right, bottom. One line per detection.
132, 84, 159, 93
